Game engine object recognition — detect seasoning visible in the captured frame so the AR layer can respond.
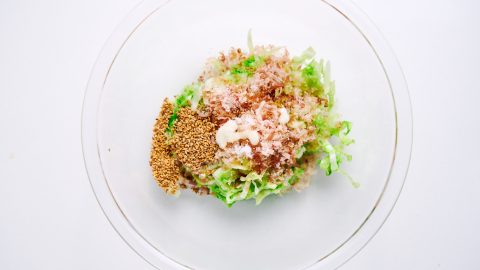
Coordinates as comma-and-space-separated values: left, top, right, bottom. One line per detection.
149, 99, 180, 194
171, 107, 218, 173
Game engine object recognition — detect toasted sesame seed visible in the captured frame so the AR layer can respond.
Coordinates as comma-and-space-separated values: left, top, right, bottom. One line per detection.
150, 99, 180, 195
171, 107, 218, 173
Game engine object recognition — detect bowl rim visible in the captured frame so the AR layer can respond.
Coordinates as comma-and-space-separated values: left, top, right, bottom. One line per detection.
81, 0, 413, 269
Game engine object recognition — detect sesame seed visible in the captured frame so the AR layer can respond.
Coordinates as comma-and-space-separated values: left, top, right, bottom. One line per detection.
149, 99, 180, 195
171, 107, 218, 173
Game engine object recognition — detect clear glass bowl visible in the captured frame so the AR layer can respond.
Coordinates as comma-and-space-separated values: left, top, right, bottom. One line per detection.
81, 0, 412, 269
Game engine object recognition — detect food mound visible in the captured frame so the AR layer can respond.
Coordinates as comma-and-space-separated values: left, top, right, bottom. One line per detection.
150, 37, 354, 206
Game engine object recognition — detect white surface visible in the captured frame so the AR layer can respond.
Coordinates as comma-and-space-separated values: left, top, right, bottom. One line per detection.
0, 0, 479, 270
88, 0, 401, 269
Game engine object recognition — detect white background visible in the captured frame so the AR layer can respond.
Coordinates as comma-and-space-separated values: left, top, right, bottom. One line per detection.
1, 0, 479, 269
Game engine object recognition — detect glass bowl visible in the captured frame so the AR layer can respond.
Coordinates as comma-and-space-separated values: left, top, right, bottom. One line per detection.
81, 0, 412, 269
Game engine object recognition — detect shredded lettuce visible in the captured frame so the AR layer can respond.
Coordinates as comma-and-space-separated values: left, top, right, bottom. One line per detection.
213, 168, 238, 185
292, 48, 336, 109
293, 46, 316, 64
313, 115, 354, 179
201, 168, 301, 206
230, 55, 264, 77
207, 168, 241, 207
247, 29, 254, 53
301, 61, 324, 95
295, 145, 307, 159
288, 167, 305, 185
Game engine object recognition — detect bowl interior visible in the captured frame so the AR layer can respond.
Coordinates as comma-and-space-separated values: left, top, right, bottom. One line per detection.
97, 0, 396, 269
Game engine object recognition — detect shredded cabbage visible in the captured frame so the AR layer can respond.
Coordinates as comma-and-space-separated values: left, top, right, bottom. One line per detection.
247, 29, 254, 53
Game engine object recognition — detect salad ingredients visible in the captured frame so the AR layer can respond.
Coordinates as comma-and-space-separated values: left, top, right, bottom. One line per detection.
150, 34, 354, 206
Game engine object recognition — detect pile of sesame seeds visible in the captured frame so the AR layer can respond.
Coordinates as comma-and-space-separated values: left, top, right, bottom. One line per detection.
171, 107, 218, 173
150, 101, 218, 194
149, 100, 179, 194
